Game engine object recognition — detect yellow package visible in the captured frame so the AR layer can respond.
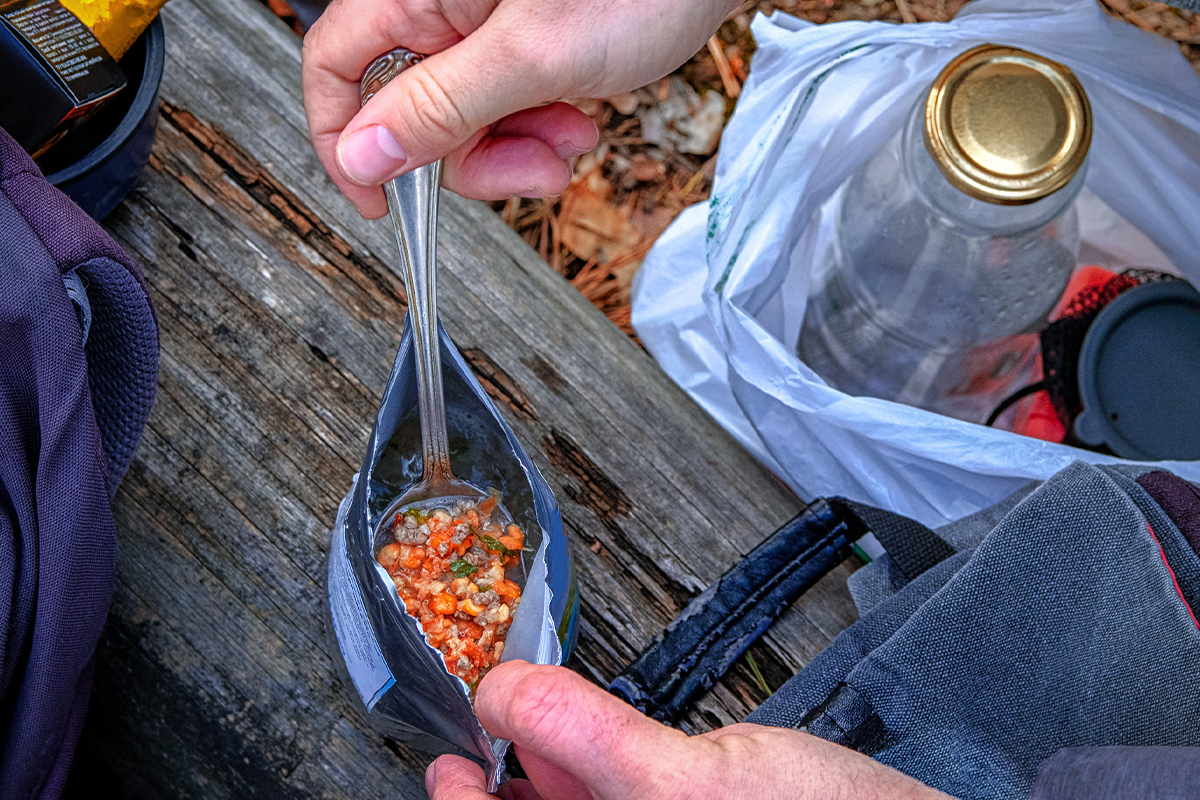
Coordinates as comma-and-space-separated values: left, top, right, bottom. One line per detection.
59, 0, 169, 60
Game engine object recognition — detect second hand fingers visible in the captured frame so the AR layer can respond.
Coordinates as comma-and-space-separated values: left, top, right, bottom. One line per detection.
442, 103, 597, 200
495, 778, 548, 800
510, 746, 594, 800
426, 755, 495, 800
475, 662, 696, 798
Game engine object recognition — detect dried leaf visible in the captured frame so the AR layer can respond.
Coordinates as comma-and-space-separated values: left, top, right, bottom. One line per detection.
558, 172, 643, 262
573, 143, 610, 180
637, 77, 726, 156
630, 205, 678, 242
610, 258, 643, 300
628, 154, 665, 183
569, 97, 604, 117
606, 92, 641, 116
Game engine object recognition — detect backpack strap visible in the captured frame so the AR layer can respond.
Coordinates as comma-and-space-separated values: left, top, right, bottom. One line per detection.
827, 498, 955, 583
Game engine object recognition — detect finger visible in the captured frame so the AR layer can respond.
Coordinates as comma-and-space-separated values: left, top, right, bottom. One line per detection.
443, 136, 570, 201
441, 103, 597, 200
426, 755, 494, 800
475, 662, 692, 798
495, 778, 545, 800
303, 0, 494, 142
511, 745, 594, 800
488, 103, 598, 159
334, 15, 562, 188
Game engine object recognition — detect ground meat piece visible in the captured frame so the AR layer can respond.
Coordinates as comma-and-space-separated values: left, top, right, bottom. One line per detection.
395, 523, 428, 545
451, 523, 470, 544
457, 655, 471, 673
477, 601, 512, 626
463, 546, 488, 568
470, 590, 499, 606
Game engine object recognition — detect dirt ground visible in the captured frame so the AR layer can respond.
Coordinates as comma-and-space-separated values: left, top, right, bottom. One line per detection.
266, 0, 1200, 339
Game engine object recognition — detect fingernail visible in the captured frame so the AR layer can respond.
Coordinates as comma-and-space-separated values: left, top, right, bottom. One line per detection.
425, 760, 438, 796
553, 137, 595, 159
337, 125, 408, 185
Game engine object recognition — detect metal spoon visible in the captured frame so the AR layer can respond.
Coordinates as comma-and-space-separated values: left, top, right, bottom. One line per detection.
360, 51, 503, 521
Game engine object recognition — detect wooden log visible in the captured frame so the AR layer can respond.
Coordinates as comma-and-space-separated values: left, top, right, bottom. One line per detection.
64, 0, 859, 795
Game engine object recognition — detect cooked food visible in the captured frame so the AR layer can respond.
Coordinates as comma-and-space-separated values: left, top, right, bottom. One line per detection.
376, 494, 524, 688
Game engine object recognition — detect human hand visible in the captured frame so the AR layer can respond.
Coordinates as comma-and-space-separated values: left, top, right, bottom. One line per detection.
424, 661, 955, 800
301, 0, 741, 216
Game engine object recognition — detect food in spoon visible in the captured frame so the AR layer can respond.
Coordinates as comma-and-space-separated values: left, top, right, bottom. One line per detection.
376, 494, 524, 688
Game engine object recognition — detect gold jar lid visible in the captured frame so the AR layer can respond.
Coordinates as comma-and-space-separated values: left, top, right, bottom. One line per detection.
924, 44, 1092, 205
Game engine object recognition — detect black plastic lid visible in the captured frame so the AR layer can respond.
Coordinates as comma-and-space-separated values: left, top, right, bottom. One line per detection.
1075, 280, 1200, 461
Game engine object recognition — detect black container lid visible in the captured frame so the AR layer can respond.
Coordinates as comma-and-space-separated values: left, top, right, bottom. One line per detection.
1075, 279, 1200, 461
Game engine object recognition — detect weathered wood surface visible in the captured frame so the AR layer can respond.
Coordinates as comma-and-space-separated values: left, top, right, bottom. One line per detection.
65, 0, 859, 795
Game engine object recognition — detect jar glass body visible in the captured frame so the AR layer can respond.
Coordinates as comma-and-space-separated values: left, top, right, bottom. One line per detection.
797, 98, 1084, 424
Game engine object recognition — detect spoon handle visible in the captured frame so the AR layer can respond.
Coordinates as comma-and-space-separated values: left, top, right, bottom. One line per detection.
387, 164, 453, 480
362, 51, 453, 481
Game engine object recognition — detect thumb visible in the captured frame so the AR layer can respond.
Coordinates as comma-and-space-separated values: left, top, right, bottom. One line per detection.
335, 27, 549, 187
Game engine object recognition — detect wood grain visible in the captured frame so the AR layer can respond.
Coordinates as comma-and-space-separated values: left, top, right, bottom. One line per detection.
65, 0, 859, 795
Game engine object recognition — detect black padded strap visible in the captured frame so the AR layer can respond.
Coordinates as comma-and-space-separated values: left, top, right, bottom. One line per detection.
609, 498, 868, 722
609, 497, 955, 722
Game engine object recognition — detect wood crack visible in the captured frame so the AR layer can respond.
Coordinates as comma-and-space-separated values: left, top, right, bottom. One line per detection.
157, 102, 407, 310
460, 348, 538, 421
541, 429, 632, 525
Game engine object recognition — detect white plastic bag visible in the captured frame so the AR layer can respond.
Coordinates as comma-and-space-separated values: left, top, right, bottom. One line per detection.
633, 0, 1200, 527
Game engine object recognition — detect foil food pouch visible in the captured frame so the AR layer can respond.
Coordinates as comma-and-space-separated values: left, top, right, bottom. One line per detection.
327, 321, 578, 788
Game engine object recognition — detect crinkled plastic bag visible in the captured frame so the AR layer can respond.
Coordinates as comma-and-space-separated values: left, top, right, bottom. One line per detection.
327, 321, 578, 788
633, 0, 1200, 528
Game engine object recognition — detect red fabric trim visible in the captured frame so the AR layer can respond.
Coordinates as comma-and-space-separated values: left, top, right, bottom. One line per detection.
1147, 523, 1200, 630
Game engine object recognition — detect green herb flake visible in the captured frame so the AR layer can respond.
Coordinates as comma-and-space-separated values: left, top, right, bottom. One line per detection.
402, 509, 431, 526
475, 584, 491, 593
449, 559, 478, 577
480, 535, 512, 558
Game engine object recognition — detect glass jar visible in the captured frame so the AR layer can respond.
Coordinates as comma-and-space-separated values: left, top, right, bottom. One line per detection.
797, 44, 1092, 424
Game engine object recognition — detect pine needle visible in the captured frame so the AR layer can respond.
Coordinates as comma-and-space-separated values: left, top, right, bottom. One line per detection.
745, 651, 772, 697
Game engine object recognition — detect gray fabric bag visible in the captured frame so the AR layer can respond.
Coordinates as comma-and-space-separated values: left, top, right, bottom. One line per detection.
748, 462, 1200, 800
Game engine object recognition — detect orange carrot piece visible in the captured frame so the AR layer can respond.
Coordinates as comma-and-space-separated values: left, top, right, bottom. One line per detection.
492, 579, 519, 601
430, 593, 457, 615
459, 598, 485, 616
